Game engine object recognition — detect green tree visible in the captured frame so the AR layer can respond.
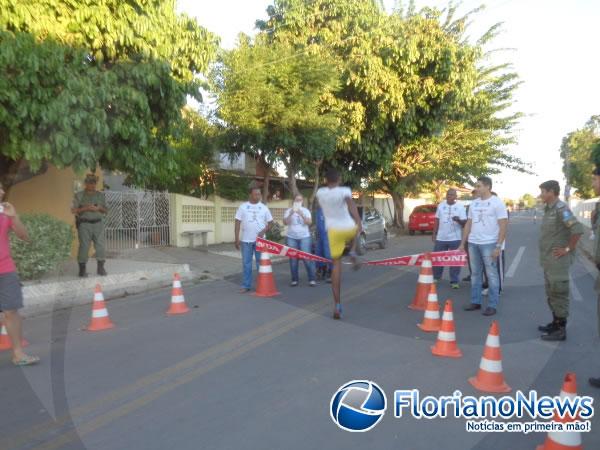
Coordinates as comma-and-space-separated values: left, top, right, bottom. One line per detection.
520, 193, 536, 208
0, 0, 218, 190
211, 36, 340, 199
256, 1, 525, 226
560, 115, 600, 199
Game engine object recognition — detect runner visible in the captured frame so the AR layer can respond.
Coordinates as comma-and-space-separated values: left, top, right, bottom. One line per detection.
316, 169, 363, 319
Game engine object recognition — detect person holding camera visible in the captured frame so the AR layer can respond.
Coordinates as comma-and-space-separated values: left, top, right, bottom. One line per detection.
432, 188, 467, 289
72, 174, 108, 277
0, 181, 40, 366
284, 194, 316, 287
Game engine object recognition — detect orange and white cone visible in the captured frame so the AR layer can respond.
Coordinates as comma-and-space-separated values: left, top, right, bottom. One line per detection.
167, 273, 190, 315
536, 373, 583, 450
409, 253, 434, 310
417, 284, 441, 332
0, 320, 29, 351
468, 321, 511, 393
254, 252, 280, 297
84, 284, 115, 332
431, 300, 462, 358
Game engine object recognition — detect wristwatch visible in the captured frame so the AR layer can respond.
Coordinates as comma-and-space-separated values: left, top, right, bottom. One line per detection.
565, 246, 571, 253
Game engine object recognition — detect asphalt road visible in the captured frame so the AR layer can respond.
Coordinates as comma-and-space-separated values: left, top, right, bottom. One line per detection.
1, 211, 599, 450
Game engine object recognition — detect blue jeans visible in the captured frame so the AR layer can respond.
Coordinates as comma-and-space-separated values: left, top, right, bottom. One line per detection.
241, 242, 261, 289
287, 237, 316, 282
433, 240, 462, 283
469, 243, 500, 309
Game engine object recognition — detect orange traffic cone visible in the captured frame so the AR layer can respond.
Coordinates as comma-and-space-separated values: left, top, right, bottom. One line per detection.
0, 321, 29, 351
417, 285, 441, 332
409, 253, 434, 310
84, 284, 115, 332
167, 273, 190, 315
431, 300, 462, 358
536, 373, 582, 450
254, 252, 280, 297
468, 321, 511, 393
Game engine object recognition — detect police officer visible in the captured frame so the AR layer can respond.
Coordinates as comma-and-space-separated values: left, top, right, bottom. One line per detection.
589, 168, 600, 388
72, 174, 108, 277
537, 180, 583, 341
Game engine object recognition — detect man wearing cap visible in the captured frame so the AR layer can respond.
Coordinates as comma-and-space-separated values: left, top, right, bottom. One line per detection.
537, 180, 583, 341
72, 174, 108, 277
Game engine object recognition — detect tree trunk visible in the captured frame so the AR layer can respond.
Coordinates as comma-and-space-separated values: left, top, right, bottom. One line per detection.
390, 191, 405, 229
262, 171, 270, 204
309, 159, 322, 210
286, 161, 299, 198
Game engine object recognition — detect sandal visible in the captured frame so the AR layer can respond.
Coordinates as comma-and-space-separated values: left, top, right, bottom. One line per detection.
333, 303, 343, 320
13, 355, 40, 366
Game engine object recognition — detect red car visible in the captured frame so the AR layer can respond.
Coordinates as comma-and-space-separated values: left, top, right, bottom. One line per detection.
408, 204, 437, 235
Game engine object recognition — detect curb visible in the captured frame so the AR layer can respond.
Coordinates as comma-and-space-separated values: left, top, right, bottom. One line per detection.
21, 264, 206, 318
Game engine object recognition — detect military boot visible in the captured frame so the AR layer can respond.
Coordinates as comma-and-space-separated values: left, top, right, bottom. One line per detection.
538, 313, 559, 333
97, 260, 107, 277
78, 263, 87, 278
541, 319, 566, 341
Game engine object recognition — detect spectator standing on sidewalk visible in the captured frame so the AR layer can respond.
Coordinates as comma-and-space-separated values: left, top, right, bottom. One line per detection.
590, 168, 600, 388
284, 194, 316, 287
314, 198, 332, 283
432, 188, 467, 289
72, 174, 108, 277
235, 186, 274, 293
0, 182, 40, 366
459, 176, 508, 316
537, 180, 583, 341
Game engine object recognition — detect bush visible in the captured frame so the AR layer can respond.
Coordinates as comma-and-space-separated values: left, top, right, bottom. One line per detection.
10, 214, 73, 280
266, 221, 283, 243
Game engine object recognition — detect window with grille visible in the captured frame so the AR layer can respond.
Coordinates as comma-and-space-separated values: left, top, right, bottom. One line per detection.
181, 205, 215, 224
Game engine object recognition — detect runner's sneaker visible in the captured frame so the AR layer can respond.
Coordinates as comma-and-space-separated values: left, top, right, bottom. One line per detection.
451, 283, 459, 289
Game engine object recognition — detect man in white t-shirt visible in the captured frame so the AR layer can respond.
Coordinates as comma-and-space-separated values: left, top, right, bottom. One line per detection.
235, 186, 274, 293
432, 189, 467, 288
284, 193, 316, 287
459, 177, 508, 316
316, 169, 363, 319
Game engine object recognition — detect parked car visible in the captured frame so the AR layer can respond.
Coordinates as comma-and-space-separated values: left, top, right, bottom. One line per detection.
408, 204, 437, 235
355, 206, 388, 255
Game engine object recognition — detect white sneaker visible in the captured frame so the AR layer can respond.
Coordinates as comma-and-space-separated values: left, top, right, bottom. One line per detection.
290, 281, 298, 287
482, 288, 489, 296
309, 281, 316, 287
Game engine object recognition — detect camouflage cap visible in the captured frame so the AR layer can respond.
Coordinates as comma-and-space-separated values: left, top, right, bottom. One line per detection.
84, 174, 98, 184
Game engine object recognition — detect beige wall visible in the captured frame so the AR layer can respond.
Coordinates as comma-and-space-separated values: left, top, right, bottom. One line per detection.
170, 194, 293, 246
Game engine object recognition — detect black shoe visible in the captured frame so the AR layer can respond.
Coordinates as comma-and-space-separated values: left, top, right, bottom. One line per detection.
482, 307, 497, 316
462, 275, 471, 282
541, 325, 566, 341
464, 304, 481, 311
97, 261, 107, 276
538, 321, 559, 333
589, 377, 600, 388
78, 263, 87, 278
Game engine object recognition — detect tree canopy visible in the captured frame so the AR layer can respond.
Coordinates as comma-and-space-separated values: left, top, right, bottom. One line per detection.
559, 115, 600, 199
0, 0, 218, 188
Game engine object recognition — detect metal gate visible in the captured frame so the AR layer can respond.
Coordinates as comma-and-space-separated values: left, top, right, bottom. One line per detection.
104, 190, 171, 252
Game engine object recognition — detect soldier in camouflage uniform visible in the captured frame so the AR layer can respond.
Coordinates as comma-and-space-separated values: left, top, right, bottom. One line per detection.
72, 174, 108, 277
589, 169, 600, 389
537, 180, 584, 341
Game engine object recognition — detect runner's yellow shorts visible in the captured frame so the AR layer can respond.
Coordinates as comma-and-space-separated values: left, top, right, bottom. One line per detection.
328, 227, 358, 260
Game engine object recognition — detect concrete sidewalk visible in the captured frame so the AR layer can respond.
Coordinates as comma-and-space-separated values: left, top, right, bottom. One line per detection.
21, 244, 253, 317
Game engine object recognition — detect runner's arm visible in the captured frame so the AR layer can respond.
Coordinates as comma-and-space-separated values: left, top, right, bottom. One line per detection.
345, 197, 363, 234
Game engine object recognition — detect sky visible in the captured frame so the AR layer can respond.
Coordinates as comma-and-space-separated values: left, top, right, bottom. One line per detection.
177, 0, 600, 200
